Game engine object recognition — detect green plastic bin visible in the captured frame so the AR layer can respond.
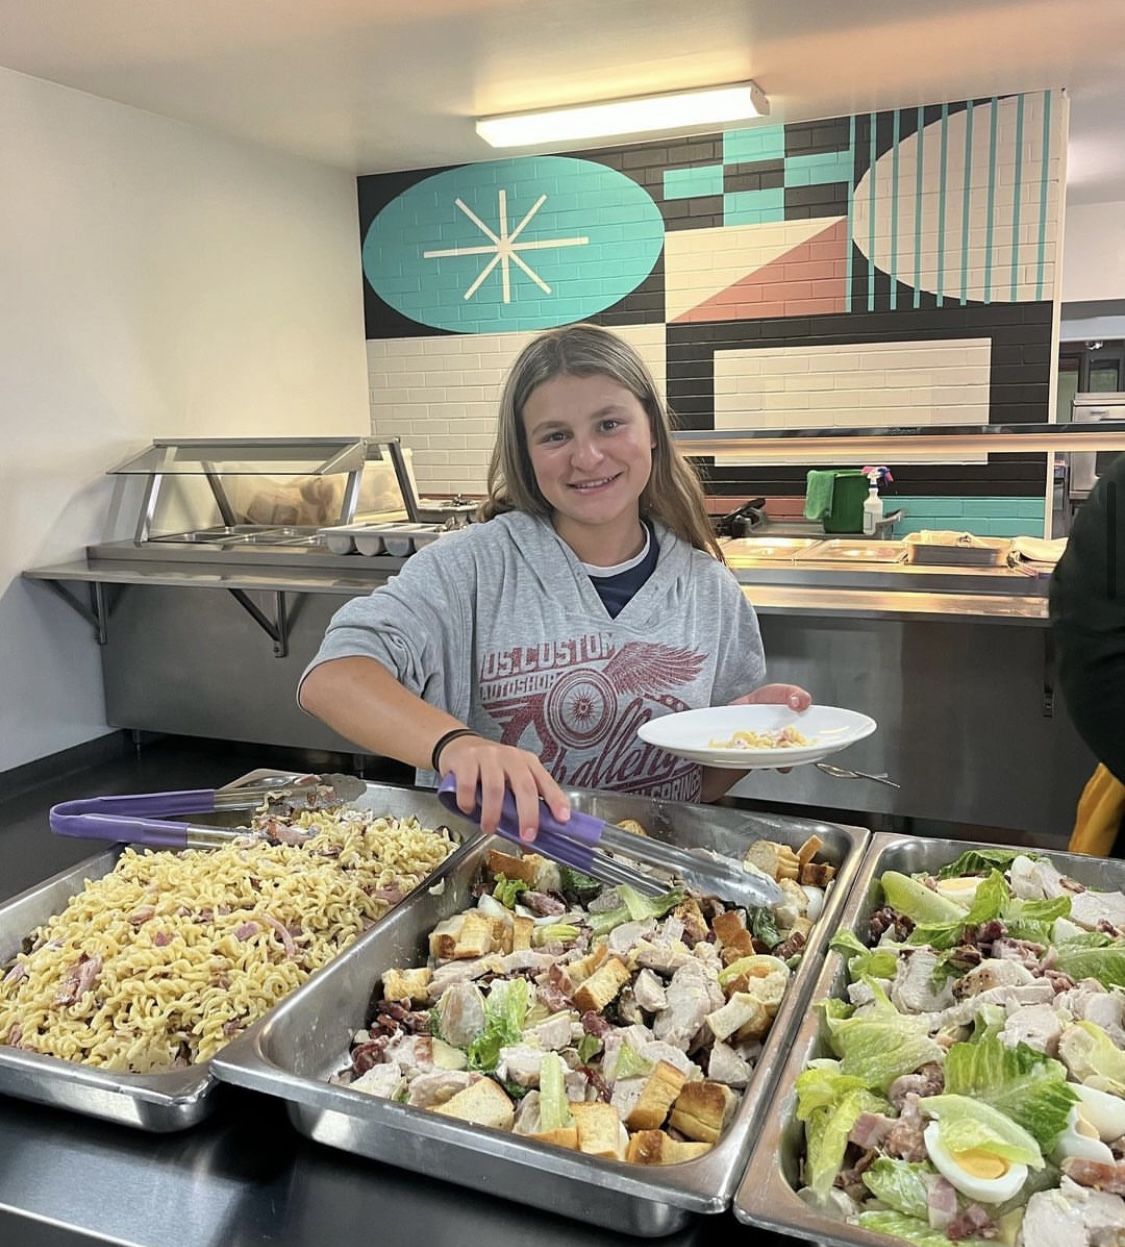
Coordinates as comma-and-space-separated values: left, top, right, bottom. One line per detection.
821, 470, 869, 533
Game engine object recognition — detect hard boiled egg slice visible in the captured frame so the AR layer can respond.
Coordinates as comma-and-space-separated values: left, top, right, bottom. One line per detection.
1053, 1103, 1115, 1164
933, 876, 982, 907
801, 885, 825, 922
923, 1122, 1028, 1204
1072, 1083, 1125, 1142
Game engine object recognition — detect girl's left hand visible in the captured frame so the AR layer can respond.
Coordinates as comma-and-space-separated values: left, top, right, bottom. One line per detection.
732, 682, 812, 711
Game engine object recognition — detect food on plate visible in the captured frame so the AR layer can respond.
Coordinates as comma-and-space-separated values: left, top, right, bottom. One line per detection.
793, 847, 1125, 1246
331, 832, 837, 1164
0, 803, 457, 1072
707, 726, 813, 750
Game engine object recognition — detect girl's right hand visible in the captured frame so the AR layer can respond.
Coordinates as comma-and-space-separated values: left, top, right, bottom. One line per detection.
438, 735, 570, 844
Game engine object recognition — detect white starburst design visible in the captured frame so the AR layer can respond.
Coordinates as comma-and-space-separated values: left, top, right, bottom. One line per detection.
423, 190, 589, 303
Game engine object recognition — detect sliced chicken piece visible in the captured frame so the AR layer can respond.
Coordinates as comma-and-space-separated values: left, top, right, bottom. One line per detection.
707, 1040, 752, 1088
496, 1044, 547, 1088
632, 968, 668, 1013
529, 1012, 580, 1051
653, 960, 719, 1050
1010, 854, 1069, 901
350, 1063, 406, 1099
1020, 1176, 1125, 1246
1069, 889, 1125, 932
956, 959, 1037, 996
432, 980, 487, 1047
1000, 1003, 1063, 1056
606, 918, 656, 956
405, 1069, 477, 1108
891, 948, 957, 1014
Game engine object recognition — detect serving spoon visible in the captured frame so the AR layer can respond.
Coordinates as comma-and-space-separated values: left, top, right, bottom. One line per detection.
815, 761, 900, 789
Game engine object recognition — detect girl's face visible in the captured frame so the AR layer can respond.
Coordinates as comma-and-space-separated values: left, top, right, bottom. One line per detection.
521, 372, 654, 553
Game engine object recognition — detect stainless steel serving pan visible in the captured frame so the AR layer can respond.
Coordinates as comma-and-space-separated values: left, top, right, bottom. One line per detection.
211, 792, 869, 1237
0, 775, 479, 1133
733, 831, 1123, 1246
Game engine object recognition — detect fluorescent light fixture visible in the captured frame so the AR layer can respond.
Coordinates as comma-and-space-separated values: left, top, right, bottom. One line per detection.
476, 81, 769, 148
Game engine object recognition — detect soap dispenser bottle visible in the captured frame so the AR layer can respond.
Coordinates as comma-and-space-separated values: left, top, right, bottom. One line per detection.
862, 470, 883, 536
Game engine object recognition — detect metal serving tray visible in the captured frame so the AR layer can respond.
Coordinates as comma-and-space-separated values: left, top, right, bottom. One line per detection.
733, 831, 1125, 1246
211, 793, 869, 1237
796, 540, 907, 564
0, 776, 479, 1133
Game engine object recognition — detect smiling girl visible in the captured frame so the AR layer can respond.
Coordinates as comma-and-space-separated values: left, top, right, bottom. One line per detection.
298, 323, 809, 840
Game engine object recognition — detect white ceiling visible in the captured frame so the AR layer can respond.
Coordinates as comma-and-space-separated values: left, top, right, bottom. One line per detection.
4, 0, 1125, 203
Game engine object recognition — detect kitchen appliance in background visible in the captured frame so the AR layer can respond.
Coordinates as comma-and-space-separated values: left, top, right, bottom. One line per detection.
1069, 392, 1125, 500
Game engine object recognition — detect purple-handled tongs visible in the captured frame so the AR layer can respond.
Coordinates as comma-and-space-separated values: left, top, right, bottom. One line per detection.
49, 773, 368, 849
436, 774, 782, 909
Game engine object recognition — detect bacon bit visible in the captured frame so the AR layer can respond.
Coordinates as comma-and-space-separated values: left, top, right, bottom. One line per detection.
153, 932, 172, 947
260, 914, 298, 959
234, 922, 261, 940
3, 962, 28, 985
54, 954, 103, 1006
127, 906, 156, 926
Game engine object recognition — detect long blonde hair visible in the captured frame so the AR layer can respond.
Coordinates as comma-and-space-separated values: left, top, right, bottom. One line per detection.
480, 324, 723, 560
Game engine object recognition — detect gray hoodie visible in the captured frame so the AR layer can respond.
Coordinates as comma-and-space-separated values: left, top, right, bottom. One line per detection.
301, 511, 765, 801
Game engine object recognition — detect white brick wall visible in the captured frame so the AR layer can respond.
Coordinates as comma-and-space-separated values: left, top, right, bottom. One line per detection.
367, 325, 667, 494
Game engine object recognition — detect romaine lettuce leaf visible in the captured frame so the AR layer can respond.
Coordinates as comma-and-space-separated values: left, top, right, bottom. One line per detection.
1053, 942, 1125, 990
830, 930, 899, 981
1057, 1020, 1125, 1095
823, 978, 945, 1091
942, 1033, 1076, 1151
795, 1065, 886, 1198
935, 848, 1036, 880
918, 1093, 1044, 1168
857, 1210, 993, 1247
860, 1157, 933, 1220
537, 1051, 573, 1133
467, 977, 529, 1072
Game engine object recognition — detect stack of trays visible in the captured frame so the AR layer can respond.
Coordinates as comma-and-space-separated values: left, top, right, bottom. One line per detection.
317, 522, 449, 557
211, 795, 869, 1235
0, 776, 479, 1132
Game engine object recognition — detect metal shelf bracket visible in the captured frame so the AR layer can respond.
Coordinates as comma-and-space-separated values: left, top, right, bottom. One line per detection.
36, 579, 113, 645
227, 588, 291, 658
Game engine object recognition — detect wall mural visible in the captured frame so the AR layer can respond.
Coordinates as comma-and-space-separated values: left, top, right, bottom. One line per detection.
358, 92, 1064, 527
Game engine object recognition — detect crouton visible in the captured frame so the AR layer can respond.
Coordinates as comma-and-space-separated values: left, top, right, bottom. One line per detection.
615, 818, 648, 837
742, 839, 800, 882
564, 943, 608, 989
570, 1101, 627, 1160
669, 1081, 738, 1144
572, 956, 631, 1014
431, 1079, 515, 1130
487, 848, 540, 886
529, 1126, 579, 1150
380, 966, 432, 1004
625, 1130, 714, 1165
429, 911, 496, 961
672, 897, 708, 945
796, 833, 823, 869
799, 860, 837, 888
623, 1060, 687, 1131
511, 915, 535, 952
712, 911, 754, 961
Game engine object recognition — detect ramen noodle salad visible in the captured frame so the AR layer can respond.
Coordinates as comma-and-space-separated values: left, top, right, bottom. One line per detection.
709, 726, 812, 750
0, 805, 455, 1073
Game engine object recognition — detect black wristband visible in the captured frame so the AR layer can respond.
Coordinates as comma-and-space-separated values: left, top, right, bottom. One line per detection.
430, 727, 480, 773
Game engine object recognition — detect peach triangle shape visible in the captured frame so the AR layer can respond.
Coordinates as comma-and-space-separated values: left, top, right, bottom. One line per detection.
672, 218, 848, 323
663, 218, 842, 321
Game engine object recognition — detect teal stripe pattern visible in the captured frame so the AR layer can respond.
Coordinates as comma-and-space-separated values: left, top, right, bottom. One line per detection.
1037, 90, 1052, 301
1011, 94, 1025, 301
937, 103, 949, 306
868, 113, 877, 311
913, 105, 925, 308
723, 188, 786, 226
984, 98, 998, 303
959, 100, 973, 306
846, 114, 856, 312
890, 109, 901, 310
783, 150, 854, 186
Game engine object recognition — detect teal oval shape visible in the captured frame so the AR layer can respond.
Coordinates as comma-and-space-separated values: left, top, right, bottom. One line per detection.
363, 156, 665, 333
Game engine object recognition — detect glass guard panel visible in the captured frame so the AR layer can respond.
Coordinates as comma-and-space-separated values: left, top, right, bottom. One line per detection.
107, 438, 376, 475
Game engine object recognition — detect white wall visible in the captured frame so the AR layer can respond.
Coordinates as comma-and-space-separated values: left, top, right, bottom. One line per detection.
0, 68, 369, 772
1062, 201, 1125, 302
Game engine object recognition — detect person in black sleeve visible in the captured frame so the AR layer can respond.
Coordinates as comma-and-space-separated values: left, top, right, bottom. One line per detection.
1049, 451, 1125, 855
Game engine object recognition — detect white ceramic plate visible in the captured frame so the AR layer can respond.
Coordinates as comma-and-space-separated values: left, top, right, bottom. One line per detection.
636, 703, 877, 769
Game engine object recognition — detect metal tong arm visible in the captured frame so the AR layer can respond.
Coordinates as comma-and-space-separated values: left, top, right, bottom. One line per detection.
435, 776, 663, 896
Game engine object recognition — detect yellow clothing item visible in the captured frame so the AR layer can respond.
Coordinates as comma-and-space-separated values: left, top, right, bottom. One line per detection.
1069, 763, 1125, 856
